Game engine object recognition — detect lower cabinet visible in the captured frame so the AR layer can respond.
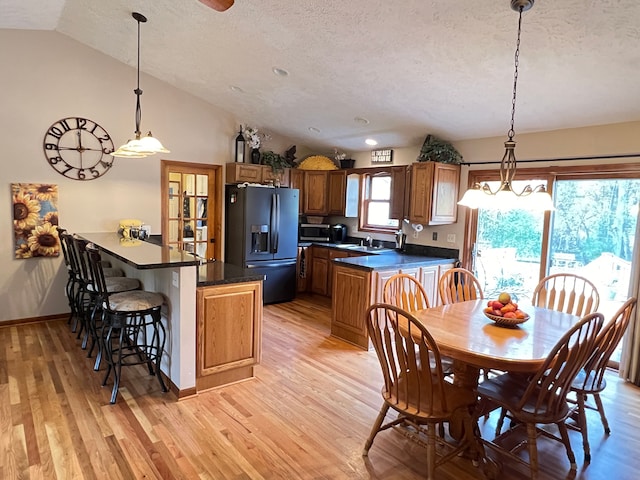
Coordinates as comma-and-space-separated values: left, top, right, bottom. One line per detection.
310, 246, 330, 295
196, 281, 263, 391
331, 262, 454, 349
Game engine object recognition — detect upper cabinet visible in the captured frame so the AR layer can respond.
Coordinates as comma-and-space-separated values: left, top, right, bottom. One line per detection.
303, 170, 329, 215
408, 162, 460, 225
327, 171, 347, 216
225, 163, 290, 187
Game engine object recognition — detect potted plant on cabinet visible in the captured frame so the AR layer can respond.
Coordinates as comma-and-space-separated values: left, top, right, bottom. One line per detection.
261, 150, 292, 174
416, 134, 463, 164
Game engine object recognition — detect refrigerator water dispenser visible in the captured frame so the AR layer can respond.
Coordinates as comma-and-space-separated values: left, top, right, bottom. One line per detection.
251, 224, 269, 252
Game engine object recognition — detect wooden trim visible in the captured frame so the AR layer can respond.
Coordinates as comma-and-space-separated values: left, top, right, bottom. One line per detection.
0, 312, 68, 328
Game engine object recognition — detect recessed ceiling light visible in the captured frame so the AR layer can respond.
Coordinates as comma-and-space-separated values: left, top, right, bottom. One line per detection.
272, 67, 289, 77
365, 138, 378, 146
354, 116, 370, 125
229, 85, 244, 93
308, 127, 321, 134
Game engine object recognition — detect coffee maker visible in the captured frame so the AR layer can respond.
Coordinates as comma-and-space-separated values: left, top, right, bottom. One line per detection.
395, 230, 407, 251
329, 224, 348, 243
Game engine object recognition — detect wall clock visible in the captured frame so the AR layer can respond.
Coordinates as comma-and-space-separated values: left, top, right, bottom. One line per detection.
43, 117, 115, 180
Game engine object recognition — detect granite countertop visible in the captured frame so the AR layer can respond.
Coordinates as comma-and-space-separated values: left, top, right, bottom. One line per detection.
333, 252, 457, 271
197, 261, 265, 287
299, 241, 458, 272
78, 232, 200, 270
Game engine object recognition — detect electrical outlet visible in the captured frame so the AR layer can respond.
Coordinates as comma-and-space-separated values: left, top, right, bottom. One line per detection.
447, 234, 456, 243
172, 271, 179, 288
432, 232, 438, 241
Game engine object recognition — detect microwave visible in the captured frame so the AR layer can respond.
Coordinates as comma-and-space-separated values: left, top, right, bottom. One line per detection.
299, 223, 331, 242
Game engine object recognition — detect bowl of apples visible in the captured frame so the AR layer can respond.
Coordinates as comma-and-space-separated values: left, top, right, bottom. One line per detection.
483, 292, 529, 327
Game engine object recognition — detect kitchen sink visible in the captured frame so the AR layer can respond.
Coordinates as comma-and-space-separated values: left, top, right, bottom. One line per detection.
335, 244, 395, 253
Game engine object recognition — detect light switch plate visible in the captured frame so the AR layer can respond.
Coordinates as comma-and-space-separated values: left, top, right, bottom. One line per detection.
172, 271, 179, 288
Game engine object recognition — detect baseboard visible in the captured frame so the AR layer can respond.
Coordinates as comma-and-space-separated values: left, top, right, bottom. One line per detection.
0, 312, 69, 328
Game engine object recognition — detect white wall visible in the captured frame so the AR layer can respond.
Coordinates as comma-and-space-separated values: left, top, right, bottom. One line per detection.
0, 29, 297, 323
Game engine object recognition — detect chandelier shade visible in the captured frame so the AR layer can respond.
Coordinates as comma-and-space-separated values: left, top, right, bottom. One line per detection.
111, 12, 169, 158
458, 0, 553, 211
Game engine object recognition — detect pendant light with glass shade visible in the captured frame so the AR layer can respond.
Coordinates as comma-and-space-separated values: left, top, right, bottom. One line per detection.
111, 12, 170, 158
458, 0, 553, 211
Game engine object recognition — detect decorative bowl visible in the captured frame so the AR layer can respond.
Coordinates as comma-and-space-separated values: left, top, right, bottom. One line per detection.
484, 311, 530, 328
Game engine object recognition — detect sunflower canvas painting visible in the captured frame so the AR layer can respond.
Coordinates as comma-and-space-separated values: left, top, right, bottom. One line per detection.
12, 183, 60, 259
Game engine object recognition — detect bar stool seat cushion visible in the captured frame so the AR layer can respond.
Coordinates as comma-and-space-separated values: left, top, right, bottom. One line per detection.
87, 277, 141, 294
103, 267, 124, 277
107, 291, 164, 312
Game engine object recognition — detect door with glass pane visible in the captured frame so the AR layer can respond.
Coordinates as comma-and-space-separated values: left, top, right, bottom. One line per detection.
473, 178, 549, 304
161, 161, 222, 261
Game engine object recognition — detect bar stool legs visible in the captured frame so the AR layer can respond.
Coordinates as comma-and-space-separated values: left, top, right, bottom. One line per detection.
101, 307, 168, 404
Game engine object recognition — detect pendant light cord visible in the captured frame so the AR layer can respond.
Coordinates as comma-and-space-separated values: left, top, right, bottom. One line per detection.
133, 12, 146, 138
508, 6, 524, 141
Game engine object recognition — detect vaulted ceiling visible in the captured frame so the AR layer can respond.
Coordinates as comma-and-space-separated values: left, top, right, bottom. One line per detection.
3, 0, 640, 152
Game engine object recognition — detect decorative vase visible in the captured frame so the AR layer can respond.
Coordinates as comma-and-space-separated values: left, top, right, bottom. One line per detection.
251, 148, 261, 164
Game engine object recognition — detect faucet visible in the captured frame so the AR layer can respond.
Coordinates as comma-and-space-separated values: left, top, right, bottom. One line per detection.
365, 235, 373, 247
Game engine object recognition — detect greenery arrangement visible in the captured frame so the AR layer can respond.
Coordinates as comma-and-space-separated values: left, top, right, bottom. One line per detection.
261, 150, 292, 173
416, 134, 463, 164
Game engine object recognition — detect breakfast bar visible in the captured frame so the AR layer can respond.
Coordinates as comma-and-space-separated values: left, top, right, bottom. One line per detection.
79, 232, 264, 397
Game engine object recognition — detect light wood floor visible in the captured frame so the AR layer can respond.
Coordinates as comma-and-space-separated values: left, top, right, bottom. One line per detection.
1, 294, 638, 479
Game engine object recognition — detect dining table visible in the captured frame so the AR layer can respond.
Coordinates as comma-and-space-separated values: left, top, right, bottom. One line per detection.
410, 298, 580, 476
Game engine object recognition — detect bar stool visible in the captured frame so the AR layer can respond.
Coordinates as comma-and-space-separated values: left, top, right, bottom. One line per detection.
86, 244, 168, 404
74, 238, 141, 360
58, 229, 80, 327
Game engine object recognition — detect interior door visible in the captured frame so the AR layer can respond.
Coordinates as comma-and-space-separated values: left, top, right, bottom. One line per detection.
161, 160, 222, 261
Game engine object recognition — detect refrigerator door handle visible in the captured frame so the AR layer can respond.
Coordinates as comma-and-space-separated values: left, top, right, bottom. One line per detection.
246, 260, 296, 268
270, 193, 280, 253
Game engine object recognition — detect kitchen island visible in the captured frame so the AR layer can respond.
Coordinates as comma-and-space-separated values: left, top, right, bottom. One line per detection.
331, 250, 456, 349
79, 233, 264, 398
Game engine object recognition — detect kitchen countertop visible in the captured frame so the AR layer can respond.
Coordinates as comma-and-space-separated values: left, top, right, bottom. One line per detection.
333, 252, 456, 271
78, 232, 200, 269
196, 261, 265, 287
299, 241, 457, 271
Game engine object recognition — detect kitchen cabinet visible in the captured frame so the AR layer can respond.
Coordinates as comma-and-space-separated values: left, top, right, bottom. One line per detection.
304, 170, 329, 215
310, 245, 330, 295
390, 165, 410, 220
290, 169, 305, 214
327, 170, 347, 215
408, 162, 460, 225
225, 163, 290, 187
331, 261, 454, 349
225, 163, 263, 184
196, 281, 262, 391
328, 249, 350, 294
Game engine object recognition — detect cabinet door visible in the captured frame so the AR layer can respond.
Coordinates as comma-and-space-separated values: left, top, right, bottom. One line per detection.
304, 171, 329, 215
408, 162, 434, 225
310, 246, 329, 295
328, 249, 350, 295
373, 267, 421, 304
262, 167, 290, 187
225, 163, 263, 184
327, 170, 347, 215
196, 281, 262, 389
390, 165, 408, 220
430, 163, 460, 224
331, 265, 372, 349
289, 169, 305, 214
419, 265, 439, 307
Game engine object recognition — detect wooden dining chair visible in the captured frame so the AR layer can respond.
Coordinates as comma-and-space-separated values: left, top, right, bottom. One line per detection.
363, 303, 479, 479
383, 273, 453, 378
567, 296, 637, 462
438, 267, 484, 305
477, 311, 604, 479
532, 273, 600, 317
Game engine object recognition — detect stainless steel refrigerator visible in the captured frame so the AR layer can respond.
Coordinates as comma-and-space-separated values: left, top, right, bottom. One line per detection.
225, 184, 299, 304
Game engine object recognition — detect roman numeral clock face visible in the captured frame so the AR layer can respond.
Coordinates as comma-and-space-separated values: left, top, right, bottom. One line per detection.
43, 117, 115, 180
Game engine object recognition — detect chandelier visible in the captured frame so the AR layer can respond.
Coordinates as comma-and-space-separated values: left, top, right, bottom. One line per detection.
112, 12, 170, 158
458, 0, 553, 211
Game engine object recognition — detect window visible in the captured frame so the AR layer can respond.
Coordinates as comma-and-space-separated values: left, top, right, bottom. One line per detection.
359, 172, 399, 233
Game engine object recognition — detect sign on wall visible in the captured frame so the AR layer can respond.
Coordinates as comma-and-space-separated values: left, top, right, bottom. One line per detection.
371, 149, 393, 164
12, 183, 60, 259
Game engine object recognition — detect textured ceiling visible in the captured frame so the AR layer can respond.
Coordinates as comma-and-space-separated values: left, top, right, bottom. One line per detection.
2, 0, 640, 152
